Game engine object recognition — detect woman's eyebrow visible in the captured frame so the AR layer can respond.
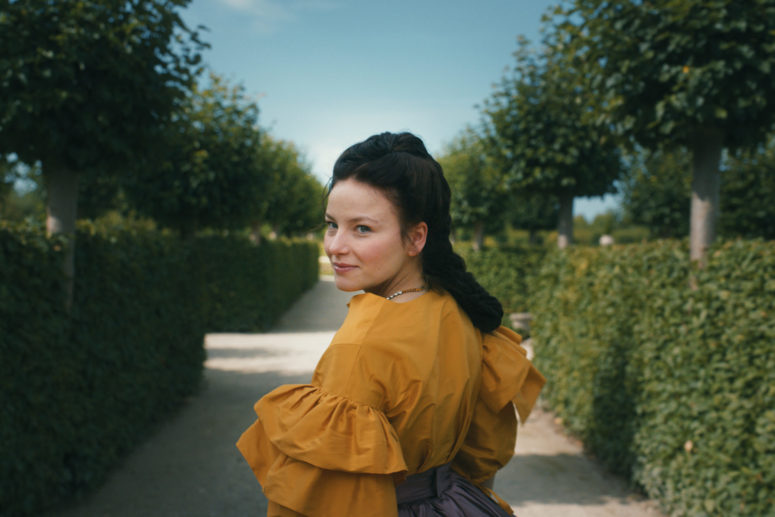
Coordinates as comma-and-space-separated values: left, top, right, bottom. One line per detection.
325, 213, 379, 224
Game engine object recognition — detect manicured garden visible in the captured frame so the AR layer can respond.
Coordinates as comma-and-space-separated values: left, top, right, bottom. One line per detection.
0, 221, 318, 516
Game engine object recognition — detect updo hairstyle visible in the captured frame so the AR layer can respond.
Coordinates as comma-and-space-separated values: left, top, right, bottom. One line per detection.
329, 131, 503, 333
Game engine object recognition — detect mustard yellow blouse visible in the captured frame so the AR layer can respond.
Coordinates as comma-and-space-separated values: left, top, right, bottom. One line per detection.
237, 290, 545, 517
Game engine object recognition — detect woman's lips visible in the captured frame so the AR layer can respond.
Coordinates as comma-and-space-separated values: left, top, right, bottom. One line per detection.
332, 263, 357, 274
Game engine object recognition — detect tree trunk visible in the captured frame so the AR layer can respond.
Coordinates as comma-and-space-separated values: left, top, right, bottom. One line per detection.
472, 220, 485, 251
690, 127, 723, 266
44, 164, 79, 311
557, 192, 574, 249
528, 229, 539, 245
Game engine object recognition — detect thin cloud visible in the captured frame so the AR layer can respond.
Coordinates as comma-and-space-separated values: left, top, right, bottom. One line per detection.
215, 0, 340, 33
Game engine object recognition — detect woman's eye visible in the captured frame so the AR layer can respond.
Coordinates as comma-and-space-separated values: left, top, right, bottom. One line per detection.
356, 225, 371, 234
325, 221, 337, 230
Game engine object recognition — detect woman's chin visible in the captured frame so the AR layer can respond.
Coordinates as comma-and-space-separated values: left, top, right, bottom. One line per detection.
333, 277, 362, 292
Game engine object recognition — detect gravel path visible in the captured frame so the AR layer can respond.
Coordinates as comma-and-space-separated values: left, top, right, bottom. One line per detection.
51, 277, 664, 517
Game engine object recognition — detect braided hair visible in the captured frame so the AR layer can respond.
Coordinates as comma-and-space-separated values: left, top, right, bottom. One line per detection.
329, 132, 503, 332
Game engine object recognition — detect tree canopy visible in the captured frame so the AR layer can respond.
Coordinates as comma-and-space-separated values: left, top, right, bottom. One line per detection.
554, 0, 775, 151
438, 127, 507, 249
621, 148, 692, 239
0, 0, 207, 306
621, 141, 775, 240
483, 36, 622, 248
551, 0, 775, 260
259, 137, 324, 238
721, 138, 775, 239
0, 0, 206, 173
125, 73, 269, 236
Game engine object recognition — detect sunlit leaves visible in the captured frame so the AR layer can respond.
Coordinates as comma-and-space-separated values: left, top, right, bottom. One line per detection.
554, 0, 775, 151
531, 239, 775, 516
482, 37, 622, 200
0, 0, 207, 170
258, 136, 324, 237
124, 73, 268, 236
438, 126, 508, 233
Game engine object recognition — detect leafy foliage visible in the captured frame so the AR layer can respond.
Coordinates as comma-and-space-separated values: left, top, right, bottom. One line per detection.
190, 234, 319, 331
457, 244, 546, 314
259, 136, 325, 237
621, 148, 692, 238
439, 127, 507, 236
530, 240, 775, 516
0, 0, 206, 171
125, 73, 269, 235
721, 138, 775, 239
482, 36, 622, 246
552, 0, 775, 259
505, 192, 558, 237
554, 0, 775, 151
483, 37, 622, 198
621, 142, 775, 240
0, 221, 318, 516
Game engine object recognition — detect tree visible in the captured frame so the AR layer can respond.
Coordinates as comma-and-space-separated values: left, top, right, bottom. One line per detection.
483, 37, 622, 248
721, 138, 775, 240
621, 140, 775, 241
505, 192, 559, 245
0, 157, 45, 223
259, 137, 324, 238
0, 0, 206, 305
125, 73, 270, 237
0, 156, 17, 208
553, 0, 775, 262
438, 127, 507, 250
621, 148, 692, 239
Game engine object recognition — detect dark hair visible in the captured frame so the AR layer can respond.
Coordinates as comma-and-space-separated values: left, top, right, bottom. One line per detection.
329, 131, 503, 333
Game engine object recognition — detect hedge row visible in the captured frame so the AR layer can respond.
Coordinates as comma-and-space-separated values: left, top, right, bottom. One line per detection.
458, 245, 546, 314
190, 234, 319, 331
530, 240, 775, 516
0, 222, 318, 516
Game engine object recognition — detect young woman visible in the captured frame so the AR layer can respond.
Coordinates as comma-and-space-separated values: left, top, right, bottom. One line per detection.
237, 132, 545, 516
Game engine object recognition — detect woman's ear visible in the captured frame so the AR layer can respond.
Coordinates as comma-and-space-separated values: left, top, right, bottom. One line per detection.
406, 222, 428, 257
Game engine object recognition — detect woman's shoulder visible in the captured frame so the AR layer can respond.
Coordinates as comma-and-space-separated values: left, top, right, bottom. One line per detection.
337, 289, 465, 345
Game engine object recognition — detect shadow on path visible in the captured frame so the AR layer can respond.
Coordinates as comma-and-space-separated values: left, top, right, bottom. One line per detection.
500, 407, 664, 517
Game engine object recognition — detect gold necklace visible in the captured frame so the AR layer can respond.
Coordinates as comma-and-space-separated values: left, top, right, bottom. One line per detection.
385, 287, 425, 301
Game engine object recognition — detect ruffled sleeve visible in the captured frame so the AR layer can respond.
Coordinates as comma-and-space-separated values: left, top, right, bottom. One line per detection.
236, 295, 414, 517
452, 326, 545, 484
237, 384, 405, 516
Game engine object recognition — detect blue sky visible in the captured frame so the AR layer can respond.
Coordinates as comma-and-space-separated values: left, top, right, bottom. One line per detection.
181, 0, 619, 220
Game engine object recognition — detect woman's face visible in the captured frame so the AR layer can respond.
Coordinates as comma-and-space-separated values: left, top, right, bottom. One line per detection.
324, 178, 426, 296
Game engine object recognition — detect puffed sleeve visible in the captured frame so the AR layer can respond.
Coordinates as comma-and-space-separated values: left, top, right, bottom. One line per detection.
236, 342, 408, 517
452, 326, 545, 484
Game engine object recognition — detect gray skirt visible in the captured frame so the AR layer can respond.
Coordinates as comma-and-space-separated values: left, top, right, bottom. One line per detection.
396, 464, 513, 516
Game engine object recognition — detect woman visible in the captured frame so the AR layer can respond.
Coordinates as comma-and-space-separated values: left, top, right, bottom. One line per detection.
237, 132, 545, 516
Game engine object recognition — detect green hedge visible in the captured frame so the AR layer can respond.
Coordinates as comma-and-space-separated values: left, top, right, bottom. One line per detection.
458, 245, 546, 314
190, 235, 319, 331
0, 222, 318, 516
530, 240, 775, 516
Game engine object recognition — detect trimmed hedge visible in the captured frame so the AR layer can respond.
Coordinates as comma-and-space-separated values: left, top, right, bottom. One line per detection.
0, 225, 73, 516
0, 222, 318, 516
190, 235, 319, 332
458, 245, 546, 314
530, 240, 775, 516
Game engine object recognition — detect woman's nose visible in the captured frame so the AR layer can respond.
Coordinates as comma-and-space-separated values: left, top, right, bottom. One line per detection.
325, 230, 348, 256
